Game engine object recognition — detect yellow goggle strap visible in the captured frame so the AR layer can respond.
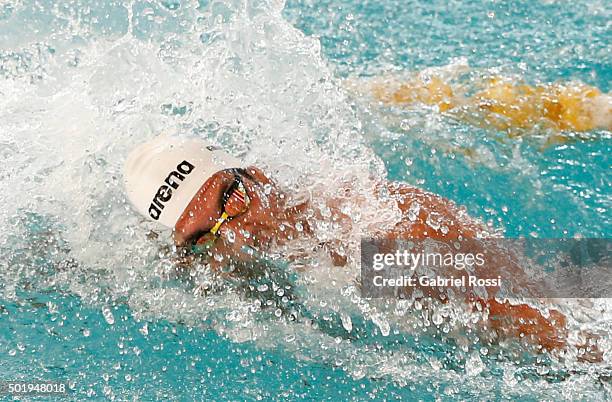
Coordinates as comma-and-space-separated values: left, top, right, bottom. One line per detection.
210, 212, 229, 236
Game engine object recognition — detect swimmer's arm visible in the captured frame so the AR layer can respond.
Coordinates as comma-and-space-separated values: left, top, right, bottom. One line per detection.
381, 182, 601, 358
381, 182, 486, 239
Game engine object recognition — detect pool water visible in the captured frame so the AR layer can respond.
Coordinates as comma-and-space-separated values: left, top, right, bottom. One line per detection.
284, 0, 611, 239
0, 0, 610, 400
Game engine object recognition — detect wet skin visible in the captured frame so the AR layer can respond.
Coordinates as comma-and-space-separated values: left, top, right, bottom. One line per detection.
174, 167, 306, 252
173, 167, 600, 360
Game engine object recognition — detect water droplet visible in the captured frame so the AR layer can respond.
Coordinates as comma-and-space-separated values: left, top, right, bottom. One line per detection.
465, 353, 485, 377
102, 306, 115, 325
503, 368, 518, 386
226, 230, 236, 243
139, 323, 149, 336
426, 211, 442, 230
257, 284, 268, 292
429, 357, 442, 371
371, 314, 390, 336
341, 313, 353, 332
47, 302, 58, 314
83, 328, 91, 337
432, 313, 443, 326
407, 202, 420, 221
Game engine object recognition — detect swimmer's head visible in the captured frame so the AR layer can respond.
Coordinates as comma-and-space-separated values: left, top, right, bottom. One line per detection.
123, 135, 241, 227
173, 165, 284, 250
124, 136, 289, 253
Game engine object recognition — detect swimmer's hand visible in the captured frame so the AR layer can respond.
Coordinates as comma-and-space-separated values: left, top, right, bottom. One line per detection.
478, 298, 602, 362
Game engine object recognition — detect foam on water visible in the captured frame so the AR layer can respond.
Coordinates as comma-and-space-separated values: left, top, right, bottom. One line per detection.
1, 0, 611, 398
0, 0, 397, 376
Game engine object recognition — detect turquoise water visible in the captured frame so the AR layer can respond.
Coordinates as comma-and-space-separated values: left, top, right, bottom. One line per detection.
285, 0, 610, 89
285, 0, 611, 238
1, 293, 425, 400
0, 0, 610, 400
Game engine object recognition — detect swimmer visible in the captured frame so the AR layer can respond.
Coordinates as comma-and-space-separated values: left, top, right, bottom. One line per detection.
124, 136, 600, 360
360, 73, 611, 141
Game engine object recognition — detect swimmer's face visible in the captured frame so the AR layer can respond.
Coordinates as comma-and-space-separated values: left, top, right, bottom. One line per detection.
174, 167, 283, 252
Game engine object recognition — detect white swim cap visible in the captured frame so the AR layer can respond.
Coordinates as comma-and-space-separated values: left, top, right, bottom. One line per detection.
124, 135, 241, 227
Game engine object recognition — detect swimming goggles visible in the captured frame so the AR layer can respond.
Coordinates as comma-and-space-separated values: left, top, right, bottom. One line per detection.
191, 173, 250, 253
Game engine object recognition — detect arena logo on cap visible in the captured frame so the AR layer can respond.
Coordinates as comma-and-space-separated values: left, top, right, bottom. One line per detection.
148, 160, 195, 220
